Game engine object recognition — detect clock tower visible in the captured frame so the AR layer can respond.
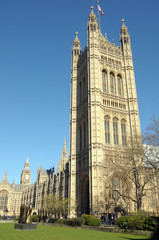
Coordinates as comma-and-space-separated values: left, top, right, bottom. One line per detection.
20, 156, 31, 185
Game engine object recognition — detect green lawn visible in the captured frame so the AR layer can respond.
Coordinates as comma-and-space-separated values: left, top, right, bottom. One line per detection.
0, 223, 150, 240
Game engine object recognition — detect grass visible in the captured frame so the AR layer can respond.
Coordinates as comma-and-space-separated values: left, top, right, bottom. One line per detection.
0, 223, 150, 240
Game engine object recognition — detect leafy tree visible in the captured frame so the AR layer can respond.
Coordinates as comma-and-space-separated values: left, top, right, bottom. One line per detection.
43, 194, 76, 218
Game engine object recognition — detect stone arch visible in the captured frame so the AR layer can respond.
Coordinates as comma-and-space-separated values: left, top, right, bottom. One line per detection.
107, 173, 131, 215
79, 173, 89, 215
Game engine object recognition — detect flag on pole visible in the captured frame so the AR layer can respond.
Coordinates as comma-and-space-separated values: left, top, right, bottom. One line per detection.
98, 4, 104, 15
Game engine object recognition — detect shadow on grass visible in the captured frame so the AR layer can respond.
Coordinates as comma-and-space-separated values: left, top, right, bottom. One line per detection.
120, 230, 159, 240
120, 238, 149, 240
150, 229, 159, 240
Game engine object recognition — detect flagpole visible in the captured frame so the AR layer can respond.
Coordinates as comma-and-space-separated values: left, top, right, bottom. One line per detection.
97, 0, 101, 30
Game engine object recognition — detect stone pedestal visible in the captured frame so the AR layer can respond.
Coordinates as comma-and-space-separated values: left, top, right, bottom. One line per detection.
14, 223, 37, 230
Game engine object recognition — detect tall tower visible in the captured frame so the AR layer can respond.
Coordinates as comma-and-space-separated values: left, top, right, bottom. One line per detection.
20, 156, 31, 185
70, 6, 141, 217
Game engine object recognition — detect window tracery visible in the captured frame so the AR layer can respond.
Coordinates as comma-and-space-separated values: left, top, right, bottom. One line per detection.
113, 117, 118, 145
110, 72, 115, 94
104, 116, 110, 144
117, 74, 122, 96
102, 70, 107, 92
121, 119, 126, 146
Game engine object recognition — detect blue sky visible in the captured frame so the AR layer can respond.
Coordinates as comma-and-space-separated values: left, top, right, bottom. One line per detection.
0, 0, 159, 184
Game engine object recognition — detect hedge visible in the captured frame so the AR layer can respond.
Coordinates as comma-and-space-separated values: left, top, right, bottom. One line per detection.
83, 214, 101, 226
115, 213, 159, 231
58, 217, 85, 226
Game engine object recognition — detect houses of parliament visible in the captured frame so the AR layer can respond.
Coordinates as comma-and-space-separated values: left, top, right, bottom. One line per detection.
0, 6, 158, 217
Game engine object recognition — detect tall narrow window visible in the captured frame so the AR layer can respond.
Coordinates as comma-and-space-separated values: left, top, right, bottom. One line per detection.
79, 81, 82, 103
102, 70, 107, 92
113, 117, 118, 145
80, 126, 82, 150
151, 194, 155, 207
117, 75, 122, 96
104, 116, 110, 144
84, 122, 86, 148
121, 119, 126, 146
0, 190, 8, 211
110, 72, 115, 94
83, 77, 85, 99
109, 178, 124, 201
112, 178, 121, 201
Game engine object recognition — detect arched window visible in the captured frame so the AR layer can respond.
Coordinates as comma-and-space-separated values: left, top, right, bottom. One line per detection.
104, 116, 110, 144
112, 178, 121, 201
102, 70, 107, 92
0, 190, 8, 211
117, 75, 122, 95
113, 117, 118, 145
121, 119, 126, 146
109, 178, 125, 201
110, 72, 115, 94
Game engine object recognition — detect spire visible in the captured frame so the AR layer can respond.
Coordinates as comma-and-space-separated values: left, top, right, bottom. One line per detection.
120, 18, 128, 35
63, 137, 67, 151
88, 5, 97, 22
3, 171, 7, 180
26, 155, 29, 164
122, 18, 125, 26
72, 32, 81, 58
75, 32, 79, 40
56, 138, 68, 173
73, 32, 80, 46
24, 155, 30, 169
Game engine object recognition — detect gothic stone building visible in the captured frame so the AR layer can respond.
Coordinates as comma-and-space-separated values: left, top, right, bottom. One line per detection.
69, 6, 159, 217
0, 140, 69, 216
0, 6, 158, 218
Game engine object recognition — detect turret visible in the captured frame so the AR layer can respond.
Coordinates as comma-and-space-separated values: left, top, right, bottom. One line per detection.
120, 19, 141, 138
72, 32, 81, 60
87, 6, 98, 45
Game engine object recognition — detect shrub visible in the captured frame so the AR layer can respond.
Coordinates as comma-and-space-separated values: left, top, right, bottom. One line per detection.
143, 216, 159, 231
48, 218, 58, 223
58, 217, 85, 226
31, 215, 39, 222
128, 215, 144, 230
82, 215, 101, 226
58, 219, 65, 224
115, 213, 159, 231
115, 216, 131, 230
14, 216, 19, 221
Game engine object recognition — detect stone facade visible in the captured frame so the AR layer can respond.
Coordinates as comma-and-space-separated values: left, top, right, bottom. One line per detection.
0, 7, 158, 218
69, 7, 159, 217
0, 140, 69, 216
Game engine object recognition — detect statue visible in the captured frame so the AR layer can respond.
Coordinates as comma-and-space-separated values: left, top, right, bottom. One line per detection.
18, 205, 28, 224
15, 204, 36, 230
26, 204, 32, 224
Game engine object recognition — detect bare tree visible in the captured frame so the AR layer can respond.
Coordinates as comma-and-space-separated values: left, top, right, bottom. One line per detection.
143, 117, 159, 171
104, 132, 159, 212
